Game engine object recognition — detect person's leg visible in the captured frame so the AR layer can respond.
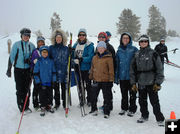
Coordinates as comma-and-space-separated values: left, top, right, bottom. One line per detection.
32, 81, 39, 108
53, 82, 60, 107
147, 85, 165, 122
128, 80, 137, 113
61, 82, 66, 108
24, 68, 31, 110
120, 80, 129, 111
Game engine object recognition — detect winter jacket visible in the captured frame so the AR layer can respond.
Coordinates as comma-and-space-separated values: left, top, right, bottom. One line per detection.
106, 42, 116, 71
10, 40, 35, 69
130, 46, 164, 86
154, 43, 169, 63
49, 29, 69, 83
30, 48, 41, 69
33, 53, 56, 86
89, 51, 114, 82
115, 33, 138, 81
73, 40, 94, 71
49, 44, 69, 83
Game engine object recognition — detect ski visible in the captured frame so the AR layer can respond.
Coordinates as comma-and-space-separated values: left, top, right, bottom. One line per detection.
65, 33, 73, 118
73, 68, 86, 117
161, 48, 178, 55
164, 60, 180, 68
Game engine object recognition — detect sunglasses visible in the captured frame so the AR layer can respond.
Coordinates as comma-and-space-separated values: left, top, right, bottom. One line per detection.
98, 36, 106, 38
78, 34, 86, 37
140, 40, 148, 43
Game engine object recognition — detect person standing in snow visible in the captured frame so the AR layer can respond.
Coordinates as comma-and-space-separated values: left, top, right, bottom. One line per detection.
49, 29, 69, 110
154, 38, 169, 67
33, 46, 57, 116
72, 28, 94, 106
30, 36, 45, 110
6, 28, 35, 113
115, 32, 138, 117
97, 32, 115, 111
130, 34, 165, 126
89, 41, 114, 119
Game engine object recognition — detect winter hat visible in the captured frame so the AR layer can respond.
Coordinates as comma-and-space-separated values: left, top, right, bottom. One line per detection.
78, 28, 87, 36
138, 34, 149, 42
39, 46, 49, 53
98, 32, 108, 40
37, 36, 45, 43
20, 28, 31, 37
106, 31, 112, 37
55, 32, 63, 38
97, 41, 107, 49
160, 38, 165, 41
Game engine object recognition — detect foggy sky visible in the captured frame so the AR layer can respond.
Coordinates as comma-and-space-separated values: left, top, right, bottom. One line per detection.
0, 0, 180, 37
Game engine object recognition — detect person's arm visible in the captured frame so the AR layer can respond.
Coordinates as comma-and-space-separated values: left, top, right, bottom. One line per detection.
33, 60, 41, 84
107, 57, 114, 82
130, 56, 137, 85
114, 53, 120, 83
164, 46, 169, 62
89, 57, 95, 80
82, 43, 94, 63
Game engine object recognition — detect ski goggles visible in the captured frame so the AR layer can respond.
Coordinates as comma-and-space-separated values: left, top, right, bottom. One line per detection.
98, 36, 106, 38
78, 34, 86, 37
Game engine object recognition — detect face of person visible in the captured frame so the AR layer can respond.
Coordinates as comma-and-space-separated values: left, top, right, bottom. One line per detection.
37, 40, 45, 48
160, 40, 165, 45
56, 35, 62, 44
41, 50, 48, 58
22, 35, 30, 42
78, 32, 86, 41
97, 47, 106, 54
107, 36, 111, 40
122, 35, 130, 46
139, 40, 149, 48
98, 34, 106, 42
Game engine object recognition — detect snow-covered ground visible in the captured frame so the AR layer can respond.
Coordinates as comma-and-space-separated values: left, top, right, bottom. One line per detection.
0, 33, 180, 134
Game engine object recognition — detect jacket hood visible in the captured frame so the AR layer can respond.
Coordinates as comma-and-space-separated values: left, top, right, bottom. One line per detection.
51, 29, 67, 46
120, 32, 132, 47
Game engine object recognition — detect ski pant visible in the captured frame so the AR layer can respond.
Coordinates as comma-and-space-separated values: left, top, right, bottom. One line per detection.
39, 86, 53, 107
14, 68, 31, 112
91, 82, 113, 115
138, 85, 165, 121
32, 81, 40, 108
53, 82, 66, 107
120, 80, 137, 113
74, 64, 92, 104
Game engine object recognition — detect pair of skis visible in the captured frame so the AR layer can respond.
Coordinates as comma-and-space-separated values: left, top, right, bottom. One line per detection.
65, 33, 86, 117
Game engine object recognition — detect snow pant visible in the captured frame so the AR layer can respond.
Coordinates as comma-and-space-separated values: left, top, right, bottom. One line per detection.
39, 86, 53, 107
14, 68, 31, 112
120, 80, 137, 113
53, 82, 66, 108
32, 81, 40, 108
138, 85, 165, 121
74, 64, 92, 104
91, 82, 113, 115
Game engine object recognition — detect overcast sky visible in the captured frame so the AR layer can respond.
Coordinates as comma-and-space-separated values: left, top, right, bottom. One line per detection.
0, 0, 180, 37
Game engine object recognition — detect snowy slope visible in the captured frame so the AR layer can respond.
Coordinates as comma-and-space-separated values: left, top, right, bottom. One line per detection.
0, 34, 180, 134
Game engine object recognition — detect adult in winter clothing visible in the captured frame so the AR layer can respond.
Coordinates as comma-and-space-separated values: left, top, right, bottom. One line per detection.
115, 32, 138, 117
130, 35, 165, 126
30, 36, 45, 110
97, 32, 115, 111
33, 46, 57, 116
105, 31, 112, 43
154, 38, 169, 67
6, 28, 35, 113
49, 29, 69, 109
73, 28, 94, 106
89, 41, 114, 118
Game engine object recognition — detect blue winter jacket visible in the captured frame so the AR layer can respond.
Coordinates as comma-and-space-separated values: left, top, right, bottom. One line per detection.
33, 47, 56, 85
73, 40, 94, 71
115, 33, 138, 81
49, 43, 69, 83
10, 40, 35, 69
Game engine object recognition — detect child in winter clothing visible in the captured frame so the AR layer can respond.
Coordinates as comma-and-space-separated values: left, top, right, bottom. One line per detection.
115, 32, 138, 117
33, 46, 57, 116
130, 35, 165, 126
30, 36, 45, 110
89, 41, 114, 119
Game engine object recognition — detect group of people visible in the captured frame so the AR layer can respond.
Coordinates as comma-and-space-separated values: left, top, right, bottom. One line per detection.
6, 27, 169, 126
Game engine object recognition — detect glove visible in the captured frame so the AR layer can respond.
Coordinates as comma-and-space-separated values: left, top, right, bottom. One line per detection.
6, 69, 11, 77
33, 59, 38, 64
132, 84, 138, 92
74, 59, 79, 64
153, 84, 161, 92
92, 81, 98, 87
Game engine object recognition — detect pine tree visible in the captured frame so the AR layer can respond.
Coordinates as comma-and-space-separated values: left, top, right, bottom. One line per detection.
116, 9, 141, 40
167, 29, 179, 37
50, 12, 62, 33
147, 5, 167, 41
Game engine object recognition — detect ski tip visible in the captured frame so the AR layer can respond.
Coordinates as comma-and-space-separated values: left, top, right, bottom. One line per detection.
16, 132, 19, 134
170, 111, 176, 119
